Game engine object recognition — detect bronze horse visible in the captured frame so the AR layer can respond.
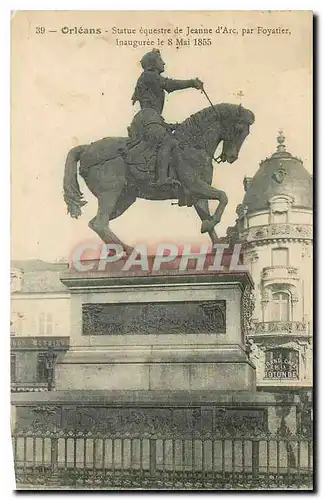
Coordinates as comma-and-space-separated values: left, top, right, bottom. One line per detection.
63, 103, 254, 252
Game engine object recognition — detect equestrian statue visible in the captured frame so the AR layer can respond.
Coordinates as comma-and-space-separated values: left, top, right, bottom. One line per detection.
63, 49, 255, 253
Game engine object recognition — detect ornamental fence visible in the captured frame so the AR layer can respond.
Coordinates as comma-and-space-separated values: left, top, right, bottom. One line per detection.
12, 402, 313, 490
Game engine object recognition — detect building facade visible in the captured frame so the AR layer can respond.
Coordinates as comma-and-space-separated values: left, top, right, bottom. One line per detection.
228, 131, 313, 401
10, 260, 70, 391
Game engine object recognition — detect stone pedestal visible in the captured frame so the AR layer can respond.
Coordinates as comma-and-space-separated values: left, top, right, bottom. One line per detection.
55, 256, 256, 392
12, 256, 310, 490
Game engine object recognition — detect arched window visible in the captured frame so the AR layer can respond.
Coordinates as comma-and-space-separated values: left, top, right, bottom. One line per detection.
269, 195, 293, 224
271, 291, 291, 321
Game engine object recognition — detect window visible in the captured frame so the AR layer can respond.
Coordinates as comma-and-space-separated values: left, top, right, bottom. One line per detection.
272, 248, 289, 267
10, 354, 16, 382
271, 292, 291, 321
37, 353, 48, 383
264, 349, 299, 379
39, 313, 53, 335
269, 195, 292, 221
273, 212, 288, 224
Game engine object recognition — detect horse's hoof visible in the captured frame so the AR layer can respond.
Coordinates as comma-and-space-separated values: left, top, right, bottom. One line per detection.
201, 220, 214, 234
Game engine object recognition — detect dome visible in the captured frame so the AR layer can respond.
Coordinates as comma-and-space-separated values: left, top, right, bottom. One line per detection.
243, 131, 312, 214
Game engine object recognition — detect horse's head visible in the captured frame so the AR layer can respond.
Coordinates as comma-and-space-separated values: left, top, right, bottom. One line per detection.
220, 105, 255, 164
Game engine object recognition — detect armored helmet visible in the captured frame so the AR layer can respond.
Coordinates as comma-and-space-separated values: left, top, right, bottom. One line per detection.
140, 49, 162, 70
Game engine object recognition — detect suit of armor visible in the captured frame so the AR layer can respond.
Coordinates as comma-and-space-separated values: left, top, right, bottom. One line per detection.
129, 49, 203, 187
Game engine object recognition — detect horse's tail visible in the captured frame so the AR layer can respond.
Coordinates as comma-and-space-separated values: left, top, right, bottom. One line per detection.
63, 145, 88, 218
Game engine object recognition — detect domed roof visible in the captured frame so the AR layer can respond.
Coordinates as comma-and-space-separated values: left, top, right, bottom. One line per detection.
243, 131, 312, 214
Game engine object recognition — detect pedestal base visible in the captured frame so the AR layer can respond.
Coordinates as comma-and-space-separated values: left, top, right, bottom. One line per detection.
11, 388, 297, 437
55, 344, 256, 391
12, 388, 311, 491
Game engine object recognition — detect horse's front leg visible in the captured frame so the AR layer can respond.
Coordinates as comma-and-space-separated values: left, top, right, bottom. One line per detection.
197, 189, 228, 234
194, 199, 219, 247
179, 166, 228, 232
211, 188, 228, 225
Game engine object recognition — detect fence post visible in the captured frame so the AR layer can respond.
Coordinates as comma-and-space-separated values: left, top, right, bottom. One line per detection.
51, 437, 58, 472
150, 439, 157, 477
252, 441, 259, 479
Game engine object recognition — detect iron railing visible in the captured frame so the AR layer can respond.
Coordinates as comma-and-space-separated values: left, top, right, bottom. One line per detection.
253, 321, 309, 335
11, 382, 49, 393
261, 266, 299, 282
12, 430, 313, 490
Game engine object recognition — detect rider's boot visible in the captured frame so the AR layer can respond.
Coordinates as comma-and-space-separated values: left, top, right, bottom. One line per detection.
153, 142, 181, 189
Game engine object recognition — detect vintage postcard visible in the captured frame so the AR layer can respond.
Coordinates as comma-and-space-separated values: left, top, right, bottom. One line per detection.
10, 11, 313, 491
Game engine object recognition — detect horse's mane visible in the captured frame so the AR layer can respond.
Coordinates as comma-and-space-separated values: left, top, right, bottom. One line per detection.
175, 103, 255, 146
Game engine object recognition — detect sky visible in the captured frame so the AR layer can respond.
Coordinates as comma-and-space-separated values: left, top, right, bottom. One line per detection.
11, 10, 312, 261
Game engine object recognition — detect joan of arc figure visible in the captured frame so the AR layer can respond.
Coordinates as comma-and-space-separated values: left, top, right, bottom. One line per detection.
130, 49, 204, 187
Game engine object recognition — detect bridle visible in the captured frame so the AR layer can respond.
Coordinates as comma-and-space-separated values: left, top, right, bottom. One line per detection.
201, 87, 224, 163
196, 86, 243, 164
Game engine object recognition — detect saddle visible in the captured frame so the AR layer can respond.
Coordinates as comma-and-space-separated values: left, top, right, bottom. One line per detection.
124, 139, 193, 207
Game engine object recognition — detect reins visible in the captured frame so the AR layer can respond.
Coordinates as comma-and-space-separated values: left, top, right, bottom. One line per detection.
190, 86, 224, 164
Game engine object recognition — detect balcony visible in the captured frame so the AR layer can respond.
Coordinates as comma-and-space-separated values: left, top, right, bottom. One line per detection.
261, 266, 299, 285
253, 321, 309, 336
11, 382, 49, 393
242, 223, 313, 242
11, 336, 70, 350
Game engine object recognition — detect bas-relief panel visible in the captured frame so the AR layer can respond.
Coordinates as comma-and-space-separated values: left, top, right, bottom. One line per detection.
82, 301, 226, 335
